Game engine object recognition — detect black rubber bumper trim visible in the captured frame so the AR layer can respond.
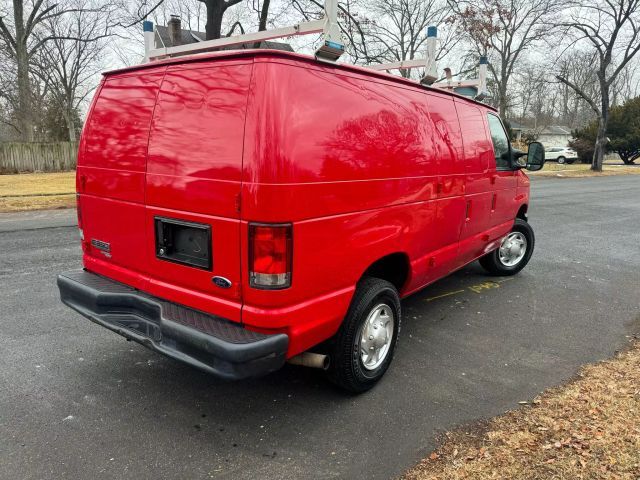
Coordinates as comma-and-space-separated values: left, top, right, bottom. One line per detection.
57, 270, 288, 380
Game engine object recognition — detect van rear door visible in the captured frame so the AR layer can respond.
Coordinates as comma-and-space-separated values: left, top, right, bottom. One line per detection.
78, 69, 165, 290
143, 60, 253, 322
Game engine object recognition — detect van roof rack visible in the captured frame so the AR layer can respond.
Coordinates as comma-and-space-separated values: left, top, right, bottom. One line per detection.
142, 1, 487, 101
367, 27, 488, 101
143, 0, 343, 63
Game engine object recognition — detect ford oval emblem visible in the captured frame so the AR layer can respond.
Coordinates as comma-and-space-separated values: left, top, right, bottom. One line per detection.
212, 276, 232, 289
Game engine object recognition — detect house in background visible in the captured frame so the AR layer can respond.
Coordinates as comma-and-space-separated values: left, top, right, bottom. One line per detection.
506, 122, 575, 147
506, 120, 528, 142
536, 125, 573, 147
154, 15, 294, 52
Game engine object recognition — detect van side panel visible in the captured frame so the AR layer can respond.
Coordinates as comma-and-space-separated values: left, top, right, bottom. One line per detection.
242, 59, 456, 355
143, 61, 253, 322
78, 70, 165, 288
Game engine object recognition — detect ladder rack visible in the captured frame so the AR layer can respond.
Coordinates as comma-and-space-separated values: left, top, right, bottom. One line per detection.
369, 27, 488, 100
144, 0, 344, 63
142, 1, 488, 100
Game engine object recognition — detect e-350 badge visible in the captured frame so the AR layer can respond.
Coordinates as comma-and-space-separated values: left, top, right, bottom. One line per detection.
91, 238, 111, 258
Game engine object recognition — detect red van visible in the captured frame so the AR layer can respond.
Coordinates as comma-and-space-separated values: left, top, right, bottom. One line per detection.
58, 50, 544, 392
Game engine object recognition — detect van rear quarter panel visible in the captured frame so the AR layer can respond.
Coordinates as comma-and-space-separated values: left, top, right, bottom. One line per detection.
241, 58, 467, 354
78, 70, 165, 286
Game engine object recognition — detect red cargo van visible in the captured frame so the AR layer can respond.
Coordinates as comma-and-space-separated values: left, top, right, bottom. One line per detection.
58, 50, 544, 392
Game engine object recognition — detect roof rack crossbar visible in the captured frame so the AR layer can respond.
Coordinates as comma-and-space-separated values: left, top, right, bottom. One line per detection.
144, 0, 345, 62
367, 27, 488, 101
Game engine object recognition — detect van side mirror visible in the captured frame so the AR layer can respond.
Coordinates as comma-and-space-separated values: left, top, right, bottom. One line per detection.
525, 141, 545, 171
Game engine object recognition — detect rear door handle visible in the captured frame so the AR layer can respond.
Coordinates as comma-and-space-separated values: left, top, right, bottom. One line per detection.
465, 200, 472, 221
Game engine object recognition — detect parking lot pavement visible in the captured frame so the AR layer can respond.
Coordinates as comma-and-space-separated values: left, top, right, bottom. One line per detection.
0, 208, 76, 232
1, 176, 639, 480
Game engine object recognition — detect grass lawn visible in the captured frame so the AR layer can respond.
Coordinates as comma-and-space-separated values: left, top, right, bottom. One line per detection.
0, 171, 76, 212
404, 340, 640, 480
531, 162, 640, 178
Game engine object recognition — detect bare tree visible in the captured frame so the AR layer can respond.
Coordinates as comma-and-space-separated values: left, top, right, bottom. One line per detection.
291, 0, 457, 73
198, 0, 244, 39
35, 1, 108, 142
0, 0, 53, 140
289, 0, 382, 64
0, 0, 115, 141
610, 58, 639, 106
256, 0, 270, 31
450, 0, 560, 117
547, 51, 600, 127
556, 0, 640, 171
367, 0, 458, 77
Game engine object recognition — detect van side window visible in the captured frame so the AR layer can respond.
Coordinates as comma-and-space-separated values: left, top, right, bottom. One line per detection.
486, 114, 511, 170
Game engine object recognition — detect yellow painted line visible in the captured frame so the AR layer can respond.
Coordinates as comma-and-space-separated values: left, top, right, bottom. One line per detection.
426, 277, 515, 303
425, 289, 466, 302
496, 277, 514, 284
468, 281, 501, 294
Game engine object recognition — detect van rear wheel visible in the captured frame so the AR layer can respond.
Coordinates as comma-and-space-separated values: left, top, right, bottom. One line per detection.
327, 277, 400, 393
479, 218, 534, 276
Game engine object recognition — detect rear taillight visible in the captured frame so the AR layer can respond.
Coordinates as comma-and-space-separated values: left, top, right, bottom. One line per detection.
249, 223, 292, 289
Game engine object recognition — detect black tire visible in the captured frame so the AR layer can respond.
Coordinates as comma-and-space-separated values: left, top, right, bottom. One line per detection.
479, 218, 535, 276
557, 156, 566, 164
327, 277, 401, 393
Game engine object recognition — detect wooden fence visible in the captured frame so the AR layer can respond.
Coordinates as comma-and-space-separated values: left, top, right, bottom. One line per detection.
0, 142, 78, 173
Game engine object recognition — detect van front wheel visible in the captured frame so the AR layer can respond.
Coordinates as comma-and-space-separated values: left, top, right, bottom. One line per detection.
327, 277, 400, 393
479, 218, 535, 276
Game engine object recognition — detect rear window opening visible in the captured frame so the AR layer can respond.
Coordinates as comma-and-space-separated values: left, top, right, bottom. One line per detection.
155, 217, 212, 270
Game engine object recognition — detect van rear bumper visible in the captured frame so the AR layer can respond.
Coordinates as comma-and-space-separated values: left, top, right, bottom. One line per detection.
57, 270, 288, 380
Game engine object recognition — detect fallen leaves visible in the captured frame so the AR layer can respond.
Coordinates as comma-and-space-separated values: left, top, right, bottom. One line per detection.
403, 341, 640, 480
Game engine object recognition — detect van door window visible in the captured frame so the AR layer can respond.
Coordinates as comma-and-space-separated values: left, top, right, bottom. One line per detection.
486, 114, 511, 170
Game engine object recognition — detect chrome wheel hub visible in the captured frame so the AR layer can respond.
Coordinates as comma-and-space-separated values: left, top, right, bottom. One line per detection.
498, 232, 527, 267
360, 303, 394, 370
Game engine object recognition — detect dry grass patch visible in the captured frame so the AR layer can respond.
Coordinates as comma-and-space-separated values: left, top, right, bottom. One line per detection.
0, 171, 75, 212
530, 162, 640, 178
404, 341, 640, 480
0, 194, 76, 212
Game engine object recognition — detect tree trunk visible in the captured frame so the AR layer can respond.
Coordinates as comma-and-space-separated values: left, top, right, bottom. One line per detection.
205, 0, 225, 40
498, 82, 508, 118
618, 151, 637, 165
253, 0, 271, 48
13, 0, 34, 142
592, 116, 607, 171
591, 82, 609, 172
258, 0, 270, 31
497, 60, 509, 118
65, 110, 77, 142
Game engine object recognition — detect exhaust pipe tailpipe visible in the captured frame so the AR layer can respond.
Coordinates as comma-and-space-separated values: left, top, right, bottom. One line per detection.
287, 352, 330, 370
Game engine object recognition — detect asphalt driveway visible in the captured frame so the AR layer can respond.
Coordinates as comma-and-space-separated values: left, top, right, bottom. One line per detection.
1, 176, 639, 480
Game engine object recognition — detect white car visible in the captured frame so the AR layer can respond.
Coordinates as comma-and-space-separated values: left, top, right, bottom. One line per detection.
544, 146, 578, 164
